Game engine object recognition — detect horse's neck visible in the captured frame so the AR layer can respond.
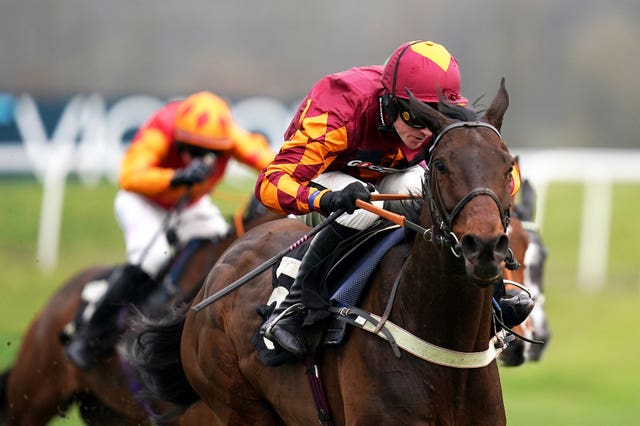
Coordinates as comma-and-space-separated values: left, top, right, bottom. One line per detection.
171, 239, 217, 297
396, 239, 495, 352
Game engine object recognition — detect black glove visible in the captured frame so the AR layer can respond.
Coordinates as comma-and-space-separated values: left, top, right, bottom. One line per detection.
319, 182, 373, 214
170, 158, 211, 187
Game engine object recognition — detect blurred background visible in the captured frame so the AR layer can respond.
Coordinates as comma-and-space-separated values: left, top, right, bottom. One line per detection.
2, 0, 639, 148
1, 0, 639, 424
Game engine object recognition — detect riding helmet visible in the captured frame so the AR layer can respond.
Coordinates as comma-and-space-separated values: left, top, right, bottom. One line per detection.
174, 91, 235, 151
381, 40, 468, 105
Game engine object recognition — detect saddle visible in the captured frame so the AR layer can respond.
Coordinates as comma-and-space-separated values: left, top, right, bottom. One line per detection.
253, 221, 409, 366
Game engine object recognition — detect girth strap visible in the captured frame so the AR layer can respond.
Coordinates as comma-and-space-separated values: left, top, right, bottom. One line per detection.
330, 306, 506, 368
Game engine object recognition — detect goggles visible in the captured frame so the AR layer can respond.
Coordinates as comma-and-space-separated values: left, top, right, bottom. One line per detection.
176, 142, 222, 158
397, 99, 436, 129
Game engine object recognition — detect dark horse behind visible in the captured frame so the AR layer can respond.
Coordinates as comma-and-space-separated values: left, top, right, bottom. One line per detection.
127, 79, 519, 425
0, 196, 280, 426
499, 178, 551, 366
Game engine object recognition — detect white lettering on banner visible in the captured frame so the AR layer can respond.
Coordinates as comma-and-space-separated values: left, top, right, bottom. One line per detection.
8, 93, 298, 272
15, 94, 166, 184
10, 94, 298, 180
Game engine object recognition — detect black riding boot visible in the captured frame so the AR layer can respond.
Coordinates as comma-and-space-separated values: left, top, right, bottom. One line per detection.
496, 284, 535, 328
65, 264, 157, 370
260, 222, 356, 358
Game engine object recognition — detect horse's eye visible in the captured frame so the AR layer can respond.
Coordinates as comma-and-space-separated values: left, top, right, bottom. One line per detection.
433, 160, 446, 173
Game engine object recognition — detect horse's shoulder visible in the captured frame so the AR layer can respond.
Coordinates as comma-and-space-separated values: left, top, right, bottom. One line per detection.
259, 216, 308, 232
239, 217, 308, 243
217, 217, 307, 263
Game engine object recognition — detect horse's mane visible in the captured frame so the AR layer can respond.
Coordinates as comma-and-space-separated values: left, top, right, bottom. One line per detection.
438, 100, 478, 122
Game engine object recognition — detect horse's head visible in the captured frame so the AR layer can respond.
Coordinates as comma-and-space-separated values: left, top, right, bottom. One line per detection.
407, 78, 515, 287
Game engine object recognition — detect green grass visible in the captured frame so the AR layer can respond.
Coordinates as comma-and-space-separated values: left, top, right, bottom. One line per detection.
501, 289, 640, 425
1, 178, 639, 425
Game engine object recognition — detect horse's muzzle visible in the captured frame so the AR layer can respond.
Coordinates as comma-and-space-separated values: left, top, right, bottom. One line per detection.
460, 233, 510, 287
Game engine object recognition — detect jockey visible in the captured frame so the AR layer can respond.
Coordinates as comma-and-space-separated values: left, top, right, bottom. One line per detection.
255, 40, 534, 358
65, 91, 274, 370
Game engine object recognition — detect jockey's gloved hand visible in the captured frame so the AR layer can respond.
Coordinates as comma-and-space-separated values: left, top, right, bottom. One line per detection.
320, 182, 373, 214
170, 158, 211, 187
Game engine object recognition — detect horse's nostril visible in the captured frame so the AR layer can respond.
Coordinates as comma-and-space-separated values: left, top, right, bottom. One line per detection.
495, 234, 510, 260
461, 233, 512, 283
461, 234, 481, 260
461, 234, 508, 261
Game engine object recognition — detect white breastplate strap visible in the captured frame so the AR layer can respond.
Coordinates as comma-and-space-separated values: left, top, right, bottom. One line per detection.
332, 306, 505, 368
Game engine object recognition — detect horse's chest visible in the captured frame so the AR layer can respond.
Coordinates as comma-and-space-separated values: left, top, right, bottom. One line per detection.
344, 365, 503, 425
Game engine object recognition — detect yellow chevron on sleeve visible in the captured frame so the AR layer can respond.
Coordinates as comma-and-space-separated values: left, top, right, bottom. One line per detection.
301, 113, 329, 140
324, 126, 348, 152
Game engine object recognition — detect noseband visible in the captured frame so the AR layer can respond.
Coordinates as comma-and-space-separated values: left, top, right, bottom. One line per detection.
424, 121, 511, 256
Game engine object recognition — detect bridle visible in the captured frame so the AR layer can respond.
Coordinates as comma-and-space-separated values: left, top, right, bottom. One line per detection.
423, 121, 513, 263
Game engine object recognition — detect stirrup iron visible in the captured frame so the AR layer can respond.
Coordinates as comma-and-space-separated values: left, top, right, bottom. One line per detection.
263, 303, 305, 338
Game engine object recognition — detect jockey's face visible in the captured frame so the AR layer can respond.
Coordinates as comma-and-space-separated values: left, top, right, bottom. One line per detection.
176, 142, 220, 164
179, 149, 195, 165
393, 115, 433, 150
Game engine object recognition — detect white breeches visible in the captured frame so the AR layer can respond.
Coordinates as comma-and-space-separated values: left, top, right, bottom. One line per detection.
299, 165, 425, 230
114, 190, 230, 277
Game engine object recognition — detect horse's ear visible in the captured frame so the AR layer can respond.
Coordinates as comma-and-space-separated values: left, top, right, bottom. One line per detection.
405, 88, 452, 133
483, 77, 509, 131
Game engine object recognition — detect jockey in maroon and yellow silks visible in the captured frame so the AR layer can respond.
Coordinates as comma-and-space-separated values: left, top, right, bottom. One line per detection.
255, 65, 426, 216
253, 41, 533, 361
255, 64, 521, 216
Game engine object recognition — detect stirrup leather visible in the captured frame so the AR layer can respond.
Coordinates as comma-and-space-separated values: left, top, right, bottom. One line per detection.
262, 302, 305, 338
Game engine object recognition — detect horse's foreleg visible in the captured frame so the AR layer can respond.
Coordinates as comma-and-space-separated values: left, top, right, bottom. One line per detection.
182, 313, 283, 425
6, 353, 76, 425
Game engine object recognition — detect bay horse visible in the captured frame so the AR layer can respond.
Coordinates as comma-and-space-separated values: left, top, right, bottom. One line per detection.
0, 195, 280, 426
128, 79, 518, 425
